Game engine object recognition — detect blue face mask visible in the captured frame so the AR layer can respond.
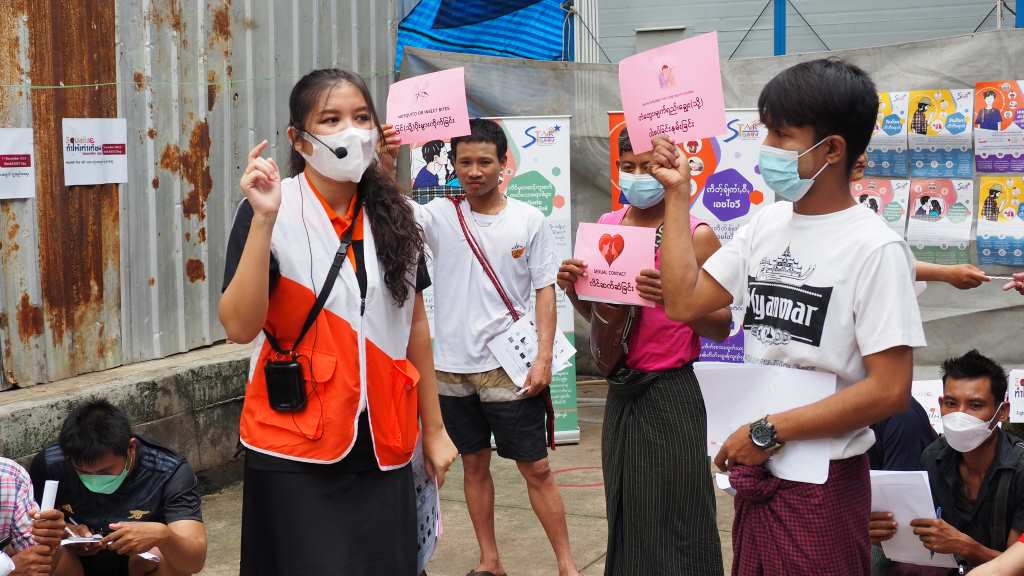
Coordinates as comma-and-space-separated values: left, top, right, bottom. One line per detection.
618, 171, 665, 209
758, 137, 831, 202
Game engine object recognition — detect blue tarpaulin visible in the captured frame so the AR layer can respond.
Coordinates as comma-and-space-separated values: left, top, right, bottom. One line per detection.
395, 0, 572, 72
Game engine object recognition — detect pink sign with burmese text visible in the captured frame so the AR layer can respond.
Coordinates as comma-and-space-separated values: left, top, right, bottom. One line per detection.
618, 31, 727, 154
386, 67, 471, 145
573, 223, 656, 308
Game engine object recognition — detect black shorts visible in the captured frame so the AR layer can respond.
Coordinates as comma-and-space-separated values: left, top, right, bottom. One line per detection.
439, 393, 548, 462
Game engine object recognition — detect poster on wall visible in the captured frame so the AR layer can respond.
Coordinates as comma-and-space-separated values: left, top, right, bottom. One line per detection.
0, 128, 36, 200
849, 178, 911, 236
906, 179, 974, 265
977, 175, 1024, 266
907, 89, 973, 179
61, 118, 128, 186
865, 92, 910, 178
973, 80, 1024, 173
608, 110, 770, 362
410, 116, 580, 444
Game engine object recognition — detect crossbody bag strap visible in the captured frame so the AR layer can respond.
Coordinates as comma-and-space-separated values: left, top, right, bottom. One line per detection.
450, 197, 520, 322
264, 200, 362, 356
450, 196, 556, 449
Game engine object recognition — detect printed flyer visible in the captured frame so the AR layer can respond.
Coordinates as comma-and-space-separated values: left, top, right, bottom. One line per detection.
907, 89, 974, 179
976, 175, 1024, 266
865, 91, 910, 178
386, 67, 470, 145
906, 179, 974, 265
62, 118, 128, 186
617, 31, 726, 153
0, 128, 36, 199
410, 116, 580, 443
1010, 369, 1024, 424
608, 109, 772, 243
573, 223, 657, 308
849, 178, 911, 236
973, 80, 1024, 173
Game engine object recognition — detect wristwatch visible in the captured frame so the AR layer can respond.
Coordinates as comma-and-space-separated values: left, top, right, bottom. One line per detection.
749, 416, 784, 453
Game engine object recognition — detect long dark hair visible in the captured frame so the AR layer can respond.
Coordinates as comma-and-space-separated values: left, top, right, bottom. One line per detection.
288, 69, 422, 305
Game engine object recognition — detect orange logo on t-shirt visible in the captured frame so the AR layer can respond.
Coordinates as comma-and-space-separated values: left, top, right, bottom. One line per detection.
511, 243, 526, 259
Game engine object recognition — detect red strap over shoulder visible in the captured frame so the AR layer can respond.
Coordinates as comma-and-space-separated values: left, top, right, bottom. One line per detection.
449, 196, 556, 450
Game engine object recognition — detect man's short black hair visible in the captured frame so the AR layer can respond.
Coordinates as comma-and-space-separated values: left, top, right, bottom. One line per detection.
617, 129, 633, 155
757, 58, 878, 174
58, 399, 133, 466
451, 118, 507, 162
941, 349, 1008, 403
983, 90, 997, 99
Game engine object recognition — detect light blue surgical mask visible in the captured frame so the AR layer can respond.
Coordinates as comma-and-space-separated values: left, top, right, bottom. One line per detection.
758, 137, 831, 202
618, 171, 665, 209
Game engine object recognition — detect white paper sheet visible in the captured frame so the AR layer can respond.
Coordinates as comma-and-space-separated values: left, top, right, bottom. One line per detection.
911, 379, 944, 433
870, 470, 958, 569
486, 316, 575, 388
694, 362, 836, 484
0, 128, 36, 199
1009, 370, 1024, 423
714, 473, 736, 496
40, 480, 58, 511
412, 440, 441, 574
62, 118, 128, 186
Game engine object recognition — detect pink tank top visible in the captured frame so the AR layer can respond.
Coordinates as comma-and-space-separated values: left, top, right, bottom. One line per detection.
597, 207, 703, 372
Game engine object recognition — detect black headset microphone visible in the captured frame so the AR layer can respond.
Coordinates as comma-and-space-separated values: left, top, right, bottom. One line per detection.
305, 131, 348, 159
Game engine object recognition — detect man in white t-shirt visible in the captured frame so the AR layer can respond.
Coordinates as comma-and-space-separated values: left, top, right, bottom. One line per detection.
415, 119, 578, 576
654, 59, 926, 574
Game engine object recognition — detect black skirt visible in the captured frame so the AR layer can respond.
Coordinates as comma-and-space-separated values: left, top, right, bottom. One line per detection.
239, 444, 417, 575
602, 365, 724, 576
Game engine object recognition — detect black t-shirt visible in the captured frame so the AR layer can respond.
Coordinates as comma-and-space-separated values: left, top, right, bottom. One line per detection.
29, 436, 203, 533
224, 199, 431, 473
868, 397, 938, 471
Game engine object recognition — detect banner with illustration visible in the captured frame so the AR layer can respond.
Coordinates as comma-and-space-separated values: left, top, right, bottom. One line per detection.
973, 80, 1024, 173
608, 110, 769, 362
409, 116, 579, 443
977, 176, 1024, 266
865, 92, 910, 178
907, 89, 974, 179
850, 178, 911, 236
906, 179, 974, 265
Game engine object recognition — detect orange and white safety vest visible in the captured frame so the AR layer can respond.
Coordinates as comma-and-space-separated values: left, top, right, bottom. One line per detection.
238, 173, 420, 469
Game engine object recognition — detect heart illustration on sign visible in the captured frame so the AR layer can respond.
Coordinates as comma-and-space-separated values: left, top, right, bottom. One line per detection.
598, 233, 625, 265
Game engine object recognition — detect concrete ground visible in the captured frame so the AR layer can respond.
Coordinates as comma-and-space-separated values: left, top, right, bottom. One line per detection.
197, 381, 736, 575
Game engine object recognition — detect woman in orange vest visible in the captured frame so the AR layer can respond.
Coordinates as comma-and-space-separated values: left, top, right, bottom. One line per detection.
219, 68, 457, 575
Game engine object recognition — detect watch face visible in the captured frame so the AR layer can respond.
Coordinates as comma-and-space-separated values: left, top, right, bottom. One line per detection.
751, 424, 772, 447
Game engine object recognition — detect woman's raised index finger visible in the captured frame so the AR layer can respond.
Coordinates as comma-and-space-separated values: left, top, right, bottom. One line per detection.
248, 139, 269, 160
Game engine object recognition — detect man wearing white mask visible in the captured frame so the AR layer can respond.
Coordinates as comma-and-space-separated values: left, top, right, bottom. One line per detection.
870, 350, 1024, 571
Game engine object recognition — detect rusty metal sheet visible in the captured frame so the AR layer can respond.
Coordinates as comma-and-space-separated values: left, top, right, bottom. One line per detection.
1, 0, 395, 387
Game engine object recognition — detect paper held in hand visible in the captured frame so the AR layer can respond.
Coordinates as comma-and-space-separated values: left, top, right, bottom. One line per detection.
573, 223, 656, 308
486, 316, 576, 389
870, 471, 958, 569
386, 67, 471, 145
695, 362, 836, 484
617, 31, 727, 153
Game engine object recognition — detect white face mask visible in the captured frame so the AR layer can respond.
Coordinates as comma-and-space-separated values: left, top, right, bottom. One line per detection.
300, 126, 378, 183
941, 403, 1005, 453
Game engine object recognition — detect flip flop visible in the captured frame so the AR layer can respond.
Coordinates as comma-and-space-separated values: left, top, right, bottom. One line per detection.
466, 571, 508, 576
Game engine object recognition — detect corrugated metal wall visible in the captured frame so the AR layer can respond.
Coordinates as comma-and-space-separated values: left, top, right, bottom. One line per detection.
0, 0, 395, 389
599, 0, 1013, 61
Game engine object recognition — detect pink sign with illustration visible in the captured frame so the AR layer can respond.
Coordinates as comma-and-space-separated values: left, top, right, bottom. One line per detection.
618, 31, 727, 154
386, 67, 471, 145
573, 223, 656, 307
